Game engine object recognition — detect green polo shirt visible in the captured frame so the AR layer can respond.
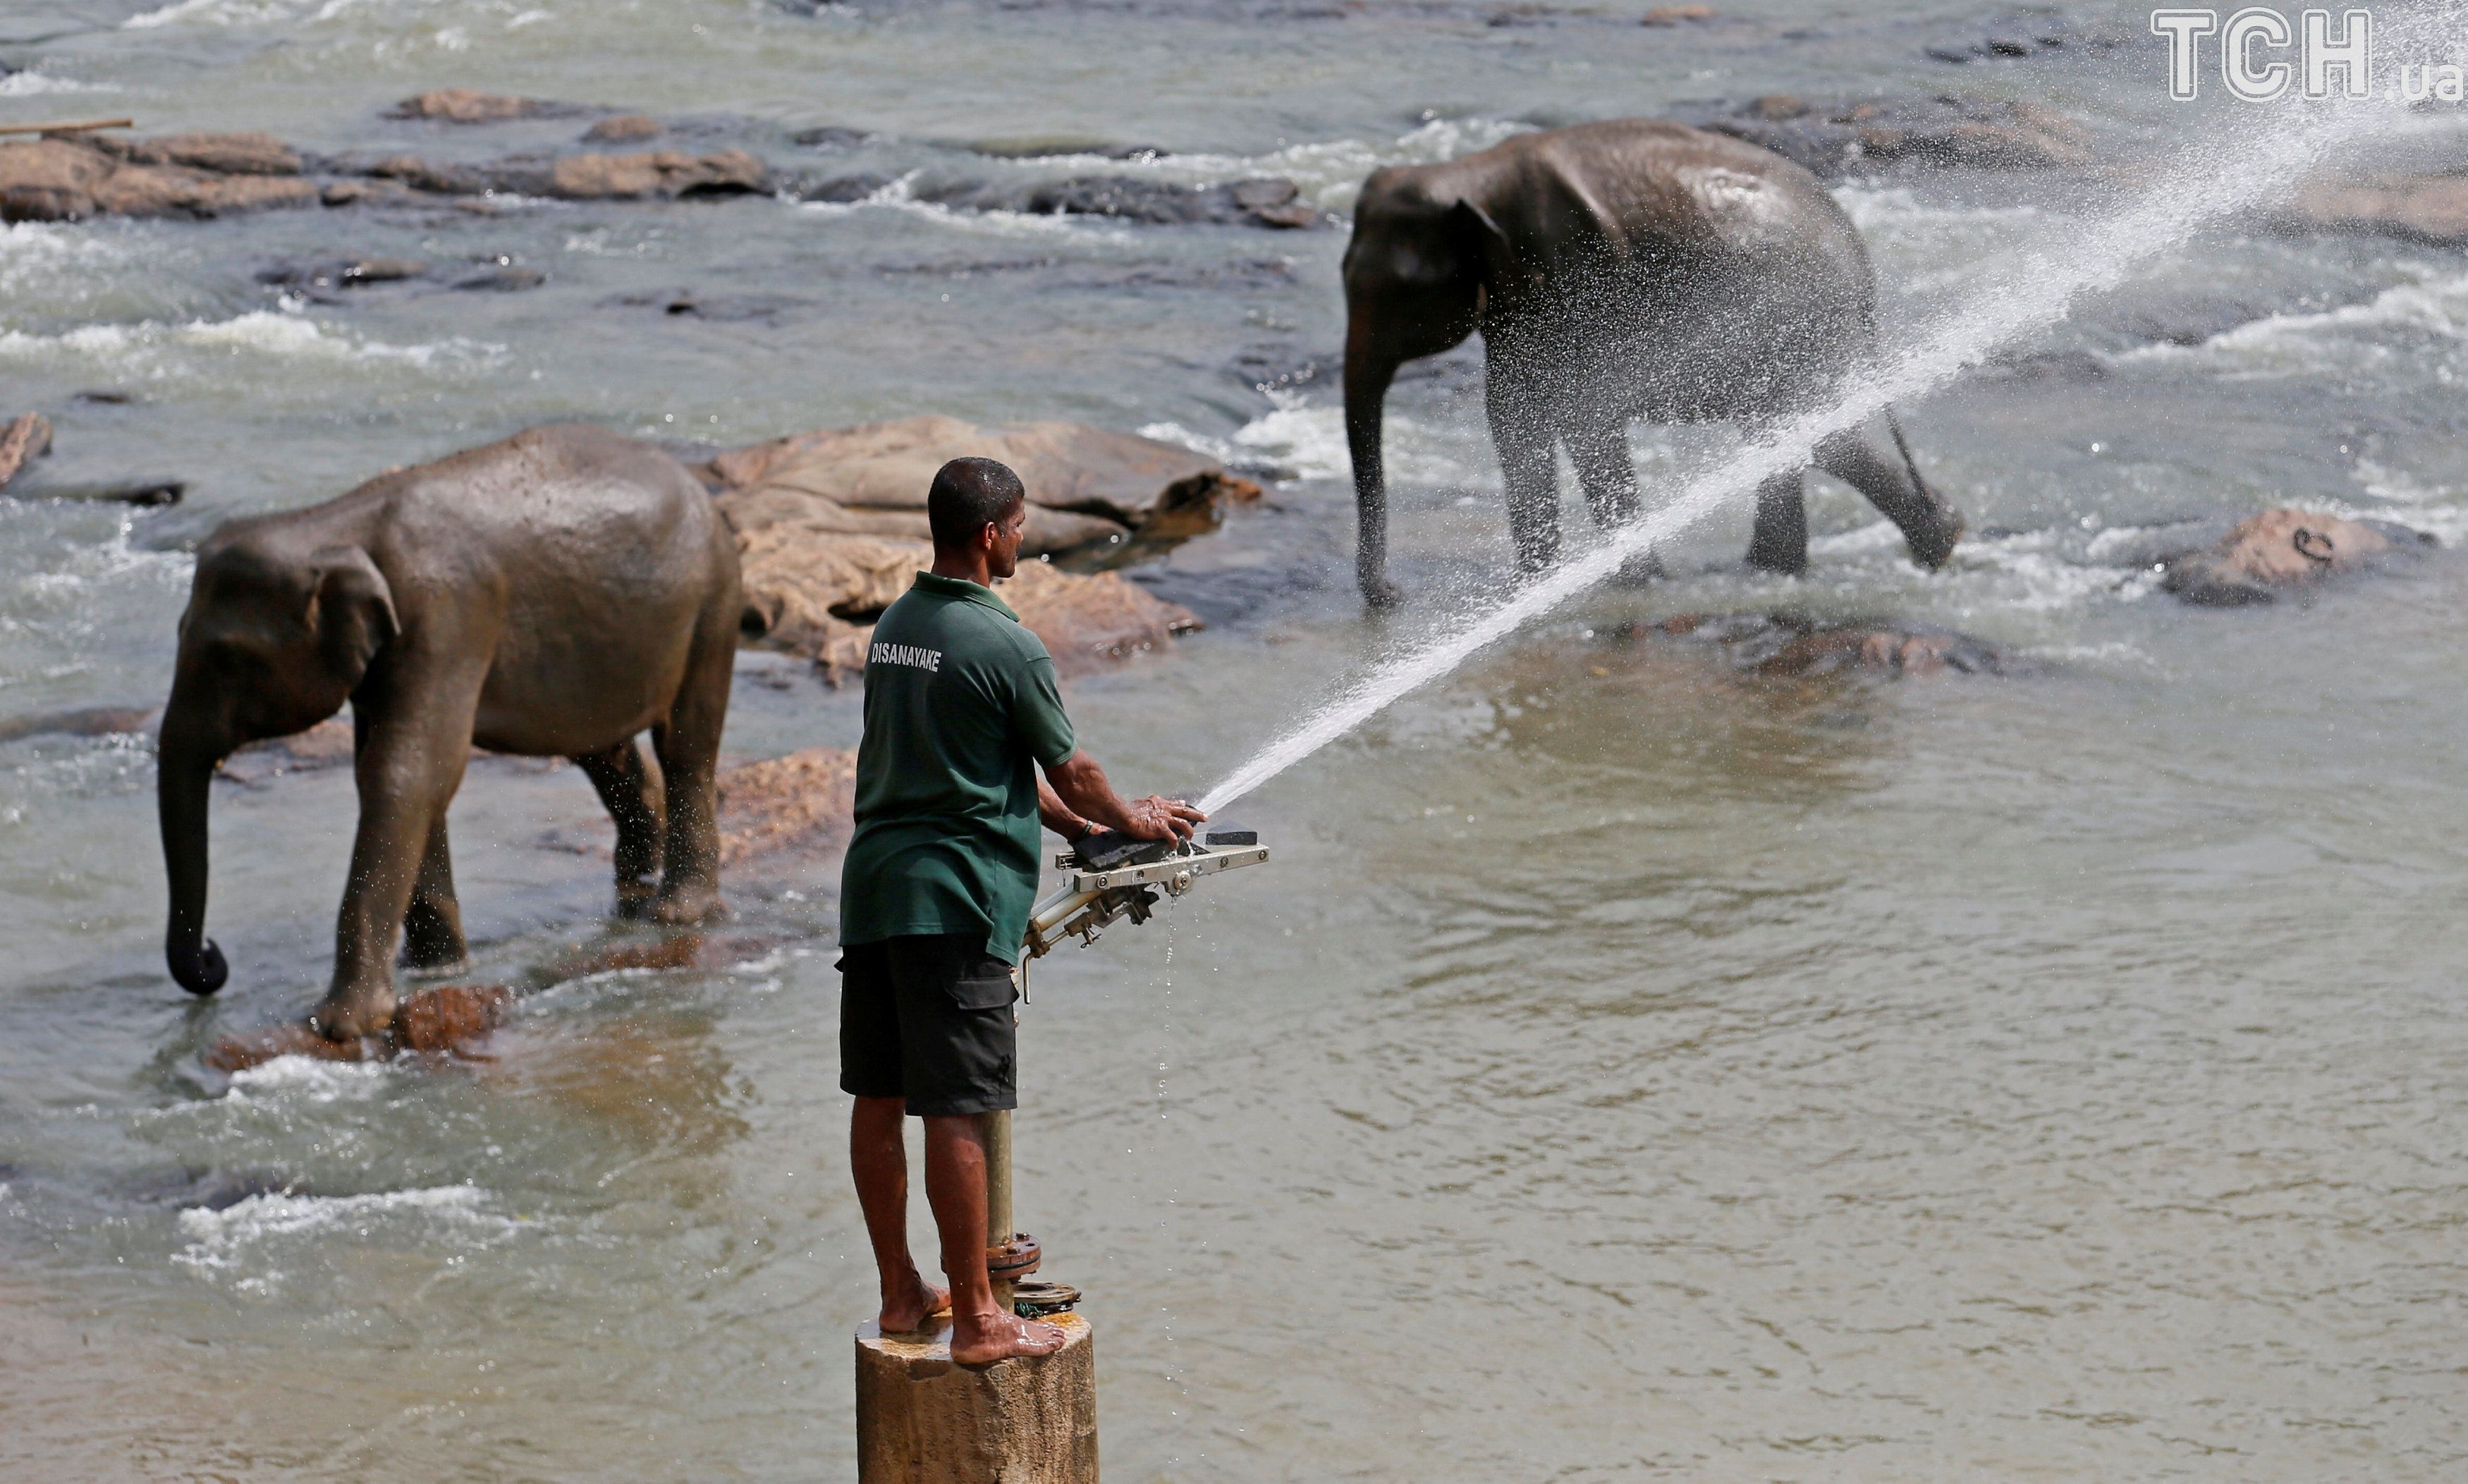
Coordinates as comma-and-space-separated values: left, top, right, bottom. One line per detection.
838, 572, 1077, 962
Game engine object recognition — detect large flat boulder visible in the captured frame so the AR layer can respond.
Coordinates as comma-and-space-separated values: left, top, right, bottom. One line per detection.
704, 414, 1259, 558
2283, 173, 2468, 247
716, 747, 857, 864
0, 134, 315, 222
2161, 508, 2436, 606
1680, 93, 2090, 180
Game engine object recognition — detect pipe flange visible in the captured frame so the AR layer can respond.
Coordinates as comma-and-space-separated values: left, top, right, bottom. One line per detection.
987, 1231, 1041, 1279
1011, 1278, 1080, 1318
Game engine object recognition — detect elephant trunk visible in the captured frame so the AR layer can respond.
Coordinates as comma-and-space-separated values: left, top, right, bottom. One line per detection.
157, 710, 230, 996
1343, 317, 1402, 606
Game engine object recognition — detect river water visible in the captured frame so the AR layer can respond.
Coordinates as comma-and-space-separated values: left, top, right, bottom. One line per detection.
4, 1, 2465, 1478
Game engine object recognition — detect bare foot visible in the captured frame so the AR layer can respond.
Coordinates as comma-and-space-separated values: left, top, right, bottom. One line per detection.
949, 1311, 1067, 1366
878, 1270, 951, 1335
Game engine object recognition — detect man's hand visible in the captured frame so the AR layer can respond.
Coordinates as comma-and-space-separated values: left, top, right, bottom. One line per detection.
1040, 751, 1206, 845
1120, 794, 1205, 844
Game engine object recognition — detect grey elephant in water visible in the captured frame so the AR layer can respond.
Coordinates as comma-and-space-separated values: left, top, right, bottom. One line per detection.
1342, 118, 1965, 606
157, 425, 742, 1040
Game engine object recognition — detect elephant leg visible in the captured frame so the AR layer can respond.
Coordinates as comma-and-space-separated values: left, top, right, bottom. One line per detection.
1563, 415, 1662, 584
398, 811, 470, 976
314, 674, 481, 1041
1747, 469, 1809, 576
1813, 428, 1963, 570
1487, 369, 1560, 575
575, 737, 666, 919
648, 603, 733, 926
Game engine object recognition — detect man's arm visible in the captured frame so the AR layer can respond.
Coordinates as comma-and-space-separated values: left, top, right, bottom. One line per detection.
1040, 750, 1204, 844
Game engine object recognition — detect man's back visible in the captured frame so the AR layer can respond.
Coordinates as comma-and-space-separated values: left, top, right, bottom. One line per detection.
838, 572, 1075, 960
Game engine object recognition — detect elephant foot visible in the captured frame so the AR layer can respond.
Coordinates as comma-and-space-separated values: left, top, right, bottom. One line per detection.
1906, 509, 1966, 572
1360, 574, 1406, 611
613, 876, 659, 921
307, 986, 398, 1043
651, 883, 728, 926
1613, 549, 1666, 587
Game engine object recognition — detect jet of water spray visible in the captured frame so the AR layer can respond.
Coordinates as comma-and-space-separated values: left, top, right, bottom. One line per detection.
1197, 81, 2417, 818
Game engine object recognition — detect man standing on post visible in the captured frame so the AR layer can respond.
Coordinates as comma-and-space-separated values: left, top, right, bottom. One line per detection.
840, 456, 1203, 1363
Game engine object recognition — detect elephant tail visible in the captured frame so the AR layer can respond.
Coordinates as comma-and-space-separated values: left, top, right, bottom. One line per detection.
1884, 405, 1936, 503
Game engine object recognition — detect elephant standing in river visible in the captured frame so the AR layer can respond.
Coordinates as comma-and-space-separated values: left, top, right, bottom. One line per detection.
158, 425, 742, 1040
1343, 118, 1965, 606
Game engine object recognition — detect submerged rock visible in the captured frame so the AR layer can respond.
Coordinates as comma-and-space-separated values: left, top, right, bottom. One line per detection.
204, 983, 511, 1072
386, 90, 580, 123
0, 702, 159, 744
1647, 613, 2009, 677
912, 173, 1323, 228
2160, 508, 2436, 606
1680, 92, 2090, 180
582, 114, 664, 144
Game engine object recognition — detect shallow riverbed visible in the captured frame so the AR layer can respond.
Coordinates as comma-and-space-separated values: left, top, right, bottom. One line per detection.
4, 1, 2466, 1478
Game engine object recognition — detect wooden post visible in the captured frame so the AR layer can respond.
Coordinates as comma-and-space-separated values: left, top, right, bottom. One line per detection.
982, 1108, 1014, 1314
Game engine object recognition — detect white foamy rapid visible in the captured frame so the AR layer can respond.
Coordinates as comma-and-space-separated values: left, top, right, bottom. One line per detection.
1196, 91, 2412, 816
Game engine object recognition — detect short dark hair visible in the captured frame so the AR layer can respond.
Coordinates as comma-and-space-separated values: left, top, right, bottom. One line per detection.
928, 458, 1027, 550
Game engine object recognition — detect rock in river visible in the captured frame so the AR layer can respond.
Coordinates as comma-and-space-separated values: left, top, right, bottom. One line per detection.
205, 983, 512, 1072
2160, 508, 2437, 606
0, 133, 317, 221
707, 416, 1247, 679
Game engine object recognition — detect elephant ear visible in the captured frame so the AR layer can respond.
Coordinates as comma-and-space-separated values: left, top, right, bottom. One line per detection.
1448, 197, 1516, 293
305, 546, 398, 687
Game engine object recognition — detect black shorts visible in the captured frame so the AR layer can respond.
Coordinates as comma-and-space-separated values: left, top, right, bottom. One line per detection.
838, 933, 1020, 1116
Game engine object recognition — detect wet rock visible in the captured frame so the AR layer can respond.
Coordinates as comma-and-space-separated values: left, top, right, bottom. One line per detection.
2160, 508, 2436, 606
2282, 173, 2468, 247
256, 256, 429, 290
1924, 11, 2124, 63
917, 173, 1324, 229
999, 559, 1205, 675
451, 263, 546, 291
539, 147, 769, 200
0, 138, 116, 220
701, 415, 1261, 560
204, 983, 512, 1072
24, 478, 185, 506
582, 114, 664, 144
90, 164, 319, 219
1645, 613, 2008, 677
790, 125, 872, 149
216, 716, 357, 783
116, 130, 300, 176
0, 703, 159, 744
387, 89, 579, 123
1981, 347, 2109, 382
73, 388, 135, 404
715, 747, 857, 863
1681, 92, 2089, 180
0, 412, 52, 491
1640, 4, 1713, 23
794, 171, 893, 203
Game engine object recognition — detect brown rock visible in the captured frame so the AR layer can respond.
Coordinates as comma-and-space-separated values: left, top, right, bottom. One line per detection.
2285, 173, 2468, 247
216, 716, 357, 783
1642, 2, 1714, 21
2162, 508, 2432, 606
582, 114, 664, 144
0, 703, 158, 744
89, 164, 317, 219
544, 148, 767, 200
123, 131, 300, 176
204, 983, 511, 1072
1644, 613, 2005, 677
0, 138, 114, 221
729, 526, 924, 667
715, 747, 857, 864
0, 412, 52, 491
387, 89, 566, 123
705, 415, 1258, 557
999, 560, 1202, 675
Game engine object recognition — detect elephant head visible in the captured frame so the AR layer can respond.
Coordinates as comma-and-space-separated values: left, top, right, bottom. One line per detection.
1342, 166, 1505, 606
158, 536, 396, 995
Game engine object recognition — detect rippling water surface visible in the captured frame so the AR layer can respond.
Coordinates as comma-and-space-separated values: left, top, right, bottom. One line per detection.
4, 2, 2465, 1478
